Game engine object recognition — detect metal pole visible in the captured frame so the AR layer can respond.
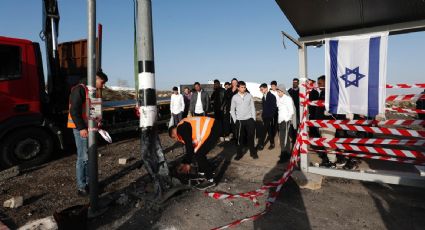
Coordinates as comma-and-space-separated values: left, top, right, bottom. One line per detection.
87, 0, 99, 212
298, 43, 308, 172
136, 0, 170, 199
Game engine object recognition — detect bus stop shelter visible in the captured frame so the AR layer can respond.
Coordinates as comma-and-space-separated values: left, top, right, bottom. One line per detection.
276, 0, 425, 187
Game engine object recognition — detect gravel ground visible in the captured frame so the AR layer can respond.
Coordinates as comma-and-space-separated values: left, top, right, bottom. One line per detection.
1, 113, 425, 229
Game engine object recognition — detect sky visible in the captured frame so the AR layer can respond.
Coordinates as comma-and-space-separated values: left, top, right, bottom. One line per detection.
1, 0, 424, 90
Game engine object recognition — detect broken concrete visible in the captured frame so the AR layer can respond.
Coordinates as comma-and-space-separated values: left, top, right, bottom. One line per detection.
291, 170, 323, 190
3, 196, 23, 208
17, 216, 57, 230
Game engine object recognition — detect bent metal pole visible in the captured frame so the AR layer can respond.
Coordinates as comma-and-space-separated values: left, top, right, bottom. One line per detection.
135, 0, 171, 198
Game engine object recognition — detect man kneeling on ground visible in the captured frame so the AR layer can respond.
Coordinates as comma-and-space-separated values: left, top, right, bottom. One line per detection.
168, 116, 221, 190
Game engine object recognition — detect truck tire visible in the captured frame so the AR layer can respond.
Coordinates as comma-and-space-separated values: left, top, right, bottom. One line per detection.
0, 128, 53, 168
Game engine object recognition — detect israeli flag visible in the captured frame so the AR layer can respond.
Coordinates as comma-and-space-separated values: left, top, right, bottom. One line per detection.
325, 32, 388, 118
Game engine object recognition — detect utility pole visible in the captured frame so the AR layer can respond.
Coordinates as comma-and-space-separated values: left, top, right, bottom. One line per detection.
135, 0, 171, 199
87, 0, 99, 213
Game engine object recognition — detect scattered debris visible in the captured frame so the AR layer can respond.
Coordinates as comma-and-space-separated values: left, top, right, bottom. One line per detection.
17, 216, 57, 230
3, 196, 23, 208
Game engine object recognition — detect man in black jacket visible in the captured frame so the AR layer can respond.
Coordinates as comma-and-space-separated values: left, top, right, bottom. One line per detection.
68, 70, 108, 196
211, 79, 226, 139
258, 83, 277, 150
222, 78, 238, 140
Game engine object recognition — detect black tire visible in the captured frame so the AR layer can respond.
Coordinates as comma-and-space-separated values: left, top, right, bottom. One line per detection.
0, 128, 53, 168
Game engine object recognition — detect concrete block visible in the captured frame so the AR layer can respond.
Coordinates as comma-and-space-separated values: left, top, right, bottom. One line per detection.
291, 170, 323, 190
118, 158, 129, 165
3, 196, 23, 208
17, 216, 57, 230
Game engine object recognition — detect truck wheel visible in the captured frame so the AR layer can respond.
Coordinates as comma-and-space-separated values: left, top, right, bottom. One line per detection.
0, 128, 53, 168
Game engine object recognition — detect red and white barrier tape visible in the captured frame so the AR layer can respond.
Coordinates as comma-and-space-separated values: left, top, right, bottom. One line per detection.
387, 106, 425, 114
306, 121, 425, 138
311, 149, 425, 165
312, 119, 425, 126
305, 140, 425, 159
386, 83, 425, 89
386, 94, 425, 102
309, 137, 425, 146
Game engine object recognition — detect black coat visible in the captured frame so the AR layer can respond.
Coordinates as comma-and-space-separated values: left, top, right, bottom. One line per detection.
262, 91, 277, 119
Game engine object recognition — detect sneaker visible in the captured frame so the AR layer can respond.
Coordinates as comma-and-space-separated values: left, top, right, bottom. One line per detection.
268, 144, 275, 150
194, 179, 216, 190
224, 137, 231, 141
319, 161, 336, 168
77, 188, 88, 197
335, 158, 347, 167
219, 137, 225, 142
251, 152, 259, 159
257, 145, 264, 151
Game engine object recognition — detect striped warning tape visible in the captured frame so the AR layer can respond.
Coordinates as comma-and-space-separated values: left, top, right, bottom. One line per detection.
309, 137, 425, 146
386, 94, 425, 102
305, 139, 425, 159
305, 121, 425, 138
387, 106, 425, 114
311, 119, 425, 126
386, 83, 425, 89
310, 149, 425, 165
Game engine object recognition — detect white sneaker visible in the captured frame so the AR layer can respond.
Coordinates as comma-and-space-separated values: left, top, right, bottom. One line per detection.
220, 137, 225, 142
224, 137, 230, 141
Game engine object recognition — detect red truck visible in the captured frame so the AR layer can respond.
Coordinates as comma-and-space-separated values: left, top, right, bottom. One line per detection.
0, 0, 170, 169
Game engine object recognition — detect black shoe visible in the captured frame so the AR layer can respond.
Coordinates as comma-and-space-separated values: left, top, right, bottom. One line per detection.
319, 161, 336, 168
335, 158, 347, 167
343, 159, 359, 170
268, 144, 275, 150
77, 188, 88, 197
251, 152, 259, 159
257, 145, 264, 151
194, 179, 216, 190
234, 154, 243, 161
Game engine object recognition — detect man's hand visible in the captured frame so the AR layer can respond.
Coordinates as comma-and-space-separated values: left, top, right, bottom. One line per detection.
80, 129, 88, 138
177, 163, 191, 174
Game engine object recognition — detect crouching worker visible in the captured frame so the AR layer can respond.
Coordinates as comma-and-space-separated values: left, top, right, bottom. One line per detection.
168, 116, 221, 190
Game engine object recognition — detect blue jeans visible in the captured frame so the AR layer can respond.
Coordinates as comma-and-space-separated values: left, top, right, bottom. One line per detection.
73, 129, 88, 190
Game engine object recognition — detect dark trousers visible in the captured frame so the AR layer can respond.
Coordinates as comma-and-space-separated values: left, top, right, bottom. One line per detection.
223, 112, 234, 137
195, 121, 221, 179
214, 110, 225, 137
279, 121, 292, 160
172, 112, 183, 126
235, 118, 257, 155
262, 117, 276, 145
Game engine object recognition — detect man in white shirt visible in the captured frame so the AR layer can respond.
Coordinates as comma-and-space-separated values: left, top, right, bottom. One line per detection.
189, 82, 210, 116
170, 86, 185, 125
276, 84, 296, 163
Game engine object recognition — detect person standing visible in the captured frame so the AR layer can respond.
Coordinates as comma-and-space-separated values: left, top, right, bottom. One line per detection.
257, 83, 277, 150
182, 87, 192, 118
308, 79, 320, 137
270, 80, 278, 98
270, 80, 279, 138
68, 70, 108, 196
170, 86, 185, 125
288, 78, 300, 127
230, 81, 258, 160
189, 82, 209, 117
275, 84, 296, 163
222, 78, 239, 140
224, 82, 231, 90
211, 79, 226, 140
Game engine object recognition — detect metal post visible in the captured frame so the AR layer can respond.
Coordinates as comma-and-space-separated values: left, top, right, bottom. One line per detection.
136, 0, 171, 199
298, 43, 308, 172
87, 0, 99, 212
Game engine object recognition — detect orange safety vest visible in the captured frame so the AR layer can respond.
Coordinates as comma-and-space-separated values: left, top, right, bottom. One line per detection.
67, 84, 89, 129
176, 117, 215, 153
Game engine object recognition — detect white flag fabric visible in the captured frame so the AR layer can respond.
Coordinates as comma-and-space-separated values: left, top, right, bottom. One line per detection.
325, 32, 388, 117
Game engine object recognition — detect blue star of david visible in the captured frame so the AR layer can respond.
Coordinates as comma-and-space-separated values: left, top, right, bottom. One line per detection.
340, 67, 366, 88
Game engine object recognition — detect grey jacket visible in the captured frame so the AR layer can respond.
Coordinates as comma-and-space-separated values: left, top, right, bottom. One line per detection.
189, 90, 210, 114
230, 92, 256, 122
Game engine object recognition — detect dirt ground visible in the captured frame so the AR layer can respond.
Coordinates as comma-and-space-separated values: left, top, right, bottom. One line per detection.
1, 123, 425, 229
